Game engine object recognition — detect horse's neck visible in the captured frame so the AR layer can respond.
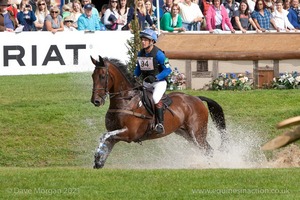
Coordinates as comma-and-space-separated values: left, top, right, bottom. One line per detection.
109, 65, 134, 95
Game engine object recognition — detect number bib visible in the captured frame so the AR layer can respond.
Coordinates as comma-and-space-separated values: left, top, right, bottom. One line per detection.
137, 57, 154, 71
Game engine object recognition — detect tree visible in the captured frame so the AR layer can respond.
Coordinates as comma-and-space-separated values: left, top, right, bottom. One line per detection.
125, 1, 141, 73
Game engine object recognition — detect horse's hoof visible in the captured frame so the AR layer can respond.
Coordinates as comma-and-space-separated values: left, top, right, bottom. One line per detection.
93, 163, 104, 169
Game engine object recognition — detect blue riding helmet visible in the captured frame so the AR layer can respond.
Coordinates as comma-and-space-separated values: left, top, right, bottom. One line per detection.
139, 29, 158, 43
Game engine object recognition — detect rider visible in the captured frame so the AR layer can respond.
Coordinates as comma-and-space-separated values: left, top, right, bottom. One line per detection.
134, 29, 172, 134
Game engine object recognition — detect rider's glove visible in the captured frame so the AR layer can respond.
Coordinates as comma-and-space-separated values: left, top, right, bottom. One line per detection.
145, 76, 157, 83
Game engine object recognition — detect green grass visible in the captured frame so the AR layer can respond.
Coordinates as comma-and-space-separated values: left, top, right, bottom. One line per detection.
0, 73, 300, 199
0, 167, 299, 199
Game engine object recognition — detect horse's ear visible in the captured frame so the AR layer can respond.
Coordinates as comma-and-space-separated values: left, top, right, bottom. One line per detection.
90, 56, 97, 65
98, 55, 105, 67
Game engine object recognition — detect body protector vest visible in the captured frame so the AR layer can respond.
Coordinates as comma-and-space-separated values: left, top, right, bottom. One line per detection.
137, 46, 163, 80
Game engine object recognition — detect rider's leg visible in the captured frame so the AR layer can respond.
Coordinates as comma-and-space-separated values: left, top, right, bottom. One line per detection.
155, 101, 164, 134
152, 81, 167, 134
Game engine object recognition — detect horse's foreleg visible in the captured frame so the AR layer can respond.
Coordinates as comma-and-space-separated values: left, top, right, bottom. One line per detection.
94, 127, 128, 169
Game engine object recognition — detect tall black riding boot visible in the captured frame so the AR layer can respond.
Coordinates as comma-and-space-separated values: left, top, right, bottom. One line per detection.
155, 101, 164, 134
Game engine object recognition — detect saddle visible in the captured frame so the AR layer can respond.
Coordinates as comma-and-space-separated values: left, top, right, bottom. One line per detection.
141, 87, 172, 116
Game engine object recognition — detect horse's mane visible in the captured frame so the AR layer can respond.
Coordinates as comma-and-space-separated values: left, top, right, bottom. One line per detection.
106, 58, 140, 87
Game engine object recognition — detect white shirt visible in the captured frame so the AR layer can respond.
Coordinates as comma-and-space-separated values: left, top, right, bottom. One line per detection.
178, 1, 204, 23
272, 9, 294, 30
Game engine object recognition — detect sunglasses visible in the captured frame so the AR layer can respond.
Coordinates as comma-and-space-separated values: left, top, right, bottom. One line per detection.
51, 11, 59, 13
65, 20, 73, 23
38, 3, 45, 5
111, 1, 118, 3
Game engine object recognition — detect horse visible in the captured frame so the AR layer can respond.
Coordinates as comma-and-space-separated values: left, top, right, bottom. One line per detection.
91, 55, 228, 169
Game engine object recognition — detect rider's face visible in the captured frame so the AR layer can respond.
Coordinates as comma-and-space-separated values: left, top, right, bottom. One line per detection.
141, 38, 152, 48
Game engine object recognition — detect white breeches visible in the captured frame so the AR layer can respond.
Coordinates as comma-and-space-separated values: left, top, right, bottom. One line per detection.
143, 80, 167, 104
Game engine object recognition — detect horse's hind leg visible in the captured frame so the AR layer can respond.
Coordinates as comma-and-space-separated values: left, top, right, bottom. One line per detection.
176, 127, 213, 157
191, 128, 213, 157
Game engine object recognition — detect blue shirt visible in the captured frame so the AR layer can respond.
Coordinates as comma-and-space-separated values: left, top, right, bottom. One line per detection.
77, 13, 100, 31
127, 7, 153, 30
134, 47, 171, 81
3, 13, 14, 30
288, 8, 300, 29
251, 8, 272, 30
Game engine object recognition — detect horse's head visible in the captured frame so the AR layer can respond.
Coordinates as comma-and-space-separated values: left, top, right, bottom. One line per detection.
91, 56, 109, 107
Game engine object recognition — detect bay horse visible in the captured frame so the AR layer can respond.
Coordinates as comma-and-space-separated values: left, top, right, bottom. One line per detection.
91, 56, 227, 169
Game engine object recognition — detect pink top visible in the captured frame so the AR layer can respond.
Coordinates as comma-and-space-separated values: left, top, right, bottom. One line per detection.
205, 5, 234, 31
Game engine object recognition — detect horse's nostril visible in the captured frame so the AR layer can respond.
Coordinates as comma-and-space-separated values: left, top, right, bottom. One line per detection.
94, 100, 100, 106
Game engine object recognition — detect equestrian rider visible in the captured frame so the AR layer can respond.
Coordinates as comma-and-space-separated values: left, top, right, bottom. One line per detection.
134, 29, 172, 134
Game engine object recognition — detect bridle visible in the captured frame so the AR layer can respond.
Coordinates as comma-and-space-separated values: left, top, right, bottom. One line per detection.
92, 59, 142, 103
92, 60, 110, 103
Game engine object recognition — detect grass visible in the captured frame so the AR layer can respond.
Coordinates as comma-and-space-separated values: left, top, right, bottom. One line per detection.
0, 167, 299, 199
0, 73, 300, 199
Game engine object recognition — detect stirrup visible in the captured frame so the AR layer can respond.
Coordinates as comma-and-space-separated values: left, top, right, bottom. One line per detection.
155, 123, 164, 134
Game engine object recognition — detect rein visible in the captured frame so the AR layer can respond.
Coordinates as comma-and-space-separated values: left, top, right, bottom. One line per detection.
93, 59, 142, 100
93, 59, 151, 119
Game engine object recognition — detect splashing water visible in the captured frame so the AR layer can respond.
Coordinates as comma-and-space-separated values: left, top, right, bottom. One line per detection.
103, 121, 269, 169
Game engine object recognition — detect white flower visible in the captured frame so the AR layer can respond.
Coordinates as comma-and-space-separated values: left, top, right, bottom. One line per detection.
218, 80, 224, 86
288, 77, 294, 84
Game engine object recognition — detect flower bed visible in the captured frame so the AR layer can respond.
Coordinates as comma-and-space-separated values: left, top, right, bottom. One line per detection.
167, 67, 186, 90
272, 72, 300, 89
208, 72, 253, 91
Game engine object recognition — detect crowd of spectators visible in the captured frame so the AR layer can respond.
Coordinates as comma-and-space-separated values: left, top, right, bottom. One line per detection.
0, 0, 299, 33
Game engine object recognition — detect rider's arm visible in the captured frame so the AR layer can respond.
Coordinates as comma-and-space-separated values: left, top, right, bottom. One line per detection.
155, 51, 172, 81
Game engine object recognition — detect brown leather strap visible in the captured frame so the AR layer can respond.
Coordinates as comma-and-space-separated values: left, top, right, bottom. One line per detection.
108, 109, 152, 119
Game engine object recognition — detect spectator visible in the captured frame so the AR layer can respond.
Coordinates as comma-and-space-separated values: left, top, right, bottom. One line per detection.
163, 0, 173, 13
222, 0, 239, 22
29, 0, 37, 13
63, 15, 77, 31
77, 3, 100, 31
283, 0, 290, 10
35, 0, 49, 31
62, 4, 72, 19
81, 0, 100, 20
206, 0, 235, 33
71, 0, 83, 29
247, 0, 255, 13
160, 3, 186, 32
145, 0, 158, 29
178, 0, 204, 31
287, 0, 300, 29
118, 0, 129, 30
127, 0, 154, 30
7, 0, 18, 23
201, 0, 212, 16
0, 0, 17, 31
103, 0, 120, 30
100, 3, 108, 23
45, 0, 54, 11
17, 0, 37, 31
264, 0, 274, 12
272, 0, 295, 31
232, 0, 260, 33
42, 6, 64, 33
251, 0, 279, 31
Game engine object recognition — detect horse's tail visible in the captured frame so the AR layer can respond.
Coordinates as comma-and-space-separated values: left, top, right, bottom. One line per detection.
198, 96, 228, 150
